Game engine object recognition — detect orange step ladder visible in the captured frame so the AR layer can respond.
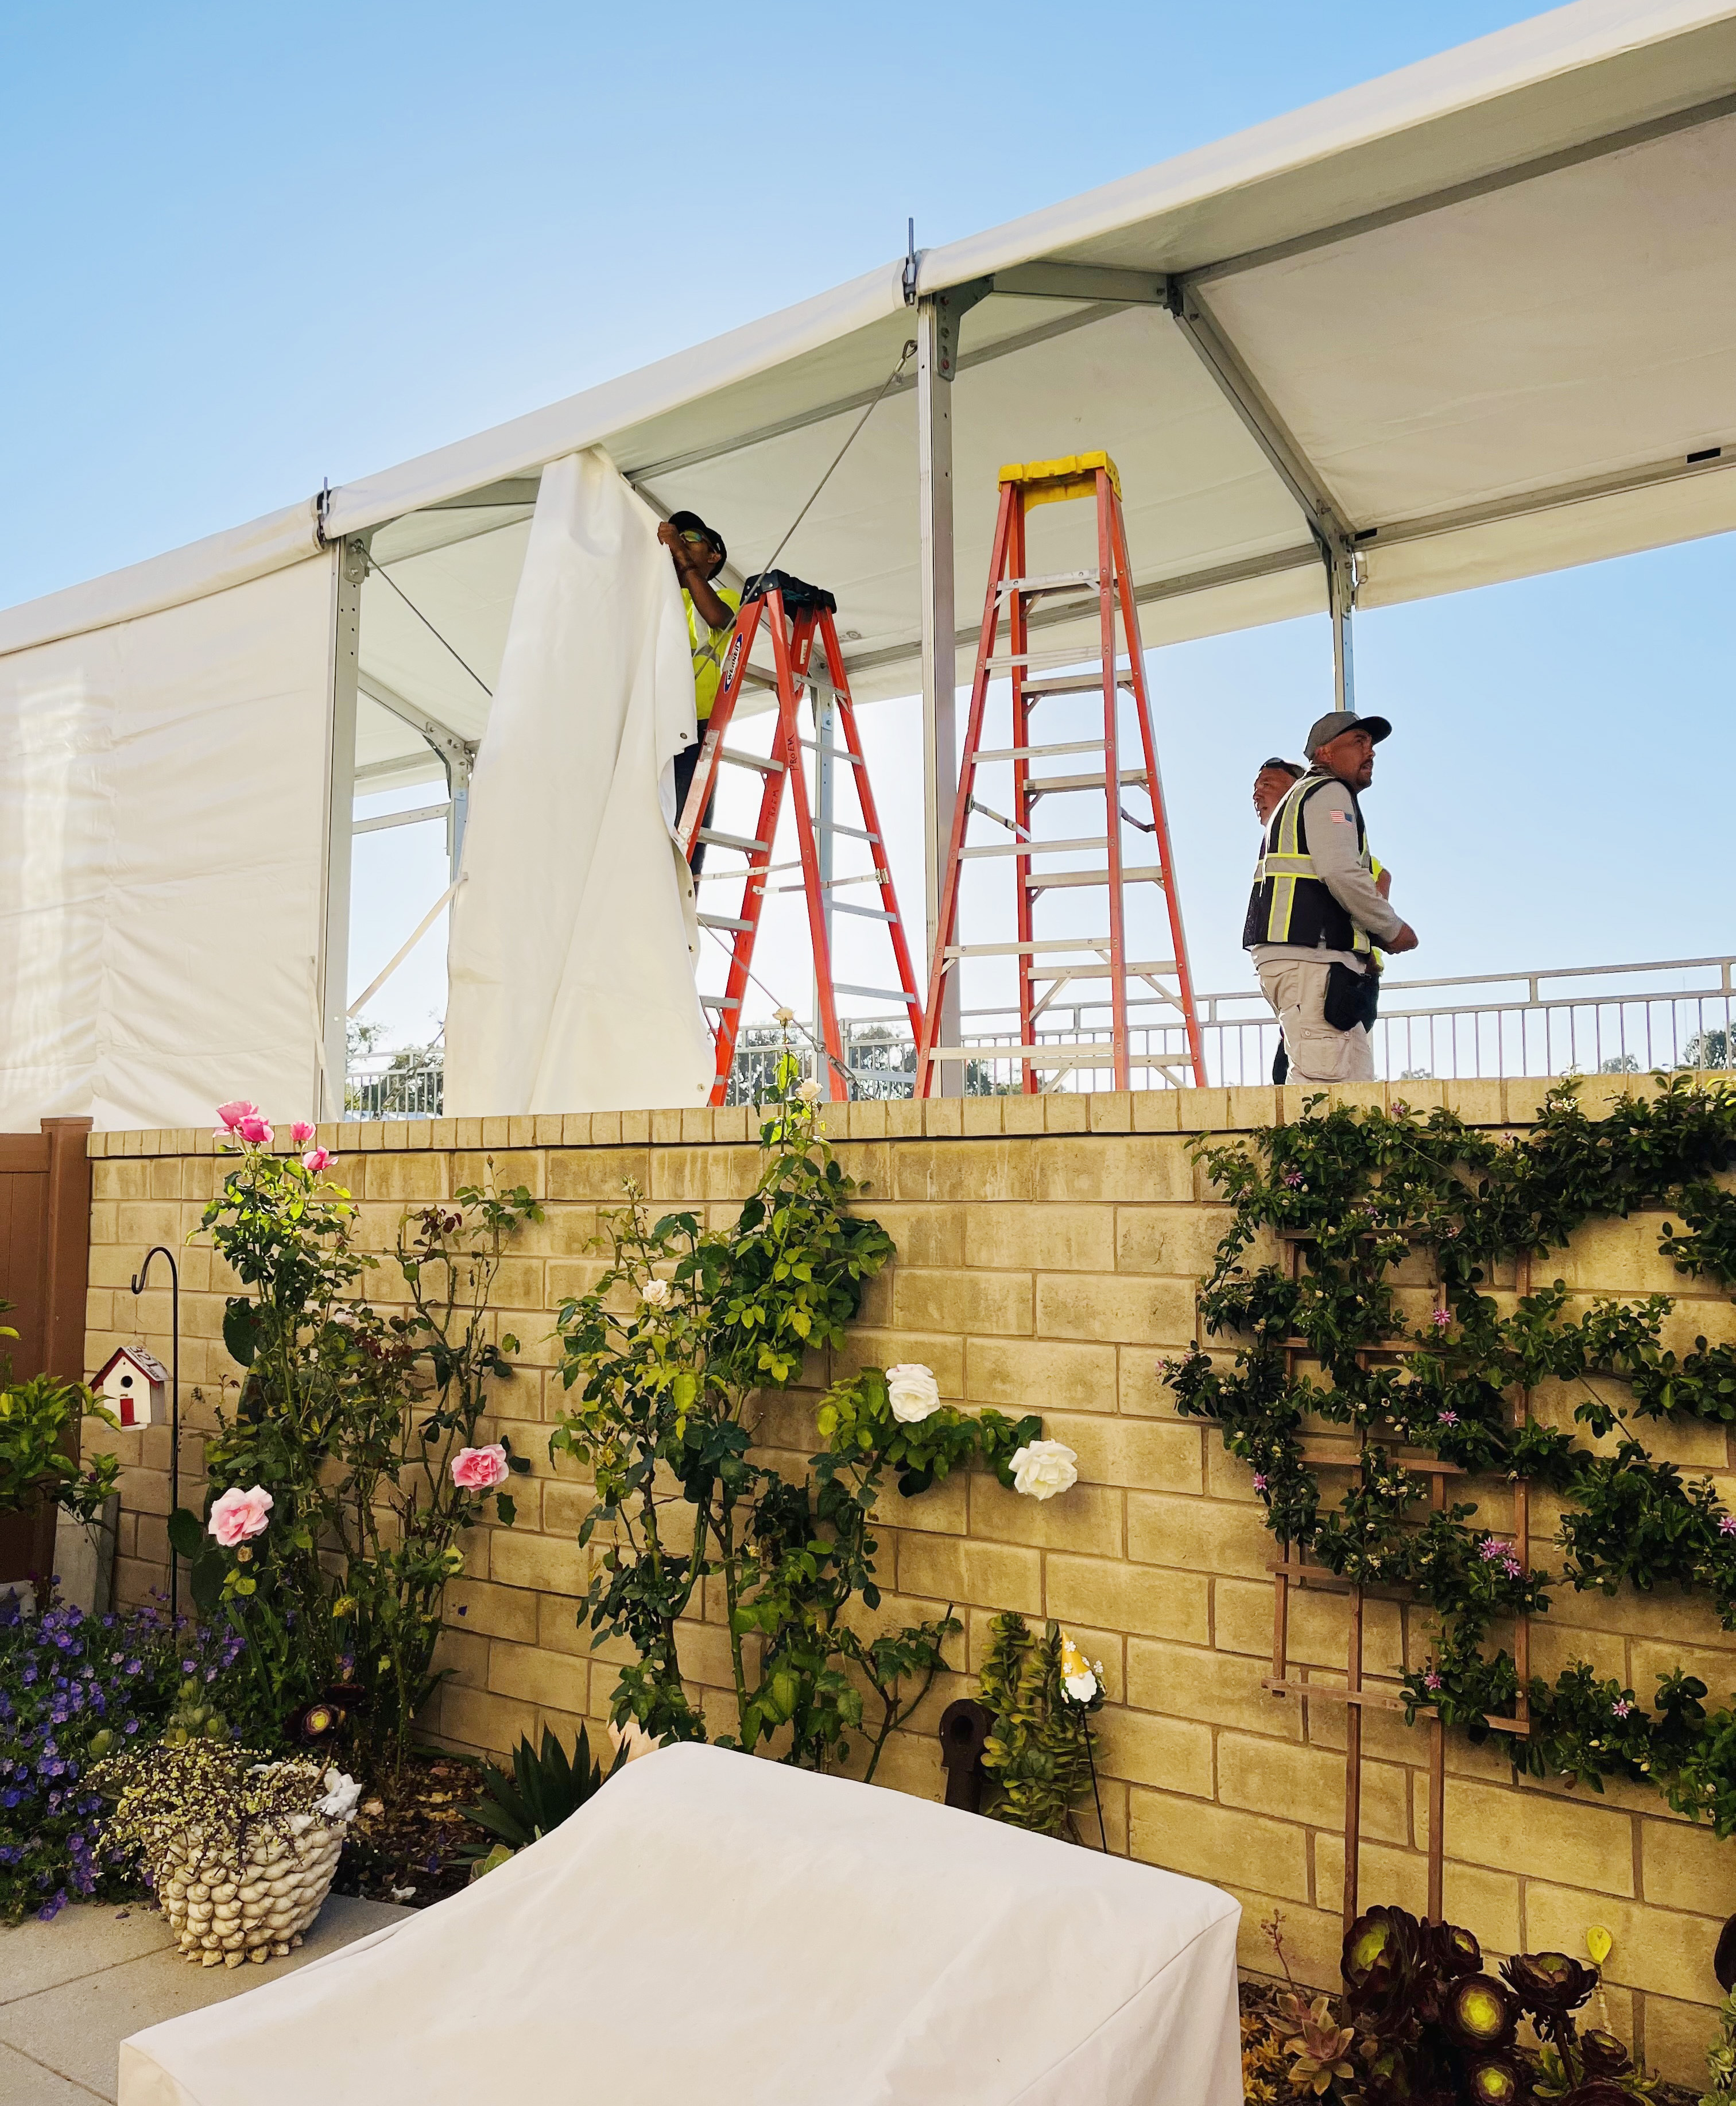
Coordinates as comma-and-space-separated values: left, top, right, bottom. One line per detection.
676, 571, 924, 1105
915, 452, 1206, 1096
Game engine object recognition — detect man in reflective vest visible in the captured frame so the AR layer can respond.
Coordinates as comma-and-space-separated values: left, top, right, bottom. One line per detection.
1244, 710, 1418, 1084
659, 509, 741, 874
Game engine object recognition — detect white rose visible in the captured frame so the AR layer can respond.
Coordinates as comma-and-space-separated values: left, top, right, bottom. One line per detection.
885, 1363, 941, 1424
774, 1006, 796, 1027
795, 1078, 822, 1105
640, 1278, 672, 1308
1010, 1439, 1078, 1501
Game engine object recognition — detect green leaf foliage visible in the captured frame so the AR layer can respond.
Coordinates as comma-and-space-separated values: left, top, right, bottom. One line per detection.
1166, 1073, 1736, 1833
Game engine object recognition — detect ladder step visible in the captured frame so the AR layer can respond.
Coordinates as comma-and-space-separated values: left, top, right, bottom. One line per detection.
800, 738, 865, 765
975, 740, 1111, 764
699, 913, 756, 933
832, 902, 898, 922
834, 983, 914, 1003
699, 995, 742, 1009
996, 570, 1100, 595
927, 1044, 1195, 1067
1028, 959, 1178, 980
961, 836, 1109, 860
829, 822, 880, 843
1021, 672, 1136, 698
1028, 866, 1165, 891
719, 748, 784, 775
696, 827, 771, 853
1028, 769, 1148, 798
947, 937, 1114, 958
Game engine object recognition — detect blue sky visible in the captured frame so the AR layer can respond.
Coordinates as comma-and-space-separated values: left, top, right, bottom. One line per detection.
5, 1, 1731, 1046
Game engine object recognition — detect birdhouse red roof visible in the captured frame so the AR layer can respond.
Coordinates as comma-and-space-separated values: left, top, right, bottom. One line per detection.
92, 1345, 169, 1387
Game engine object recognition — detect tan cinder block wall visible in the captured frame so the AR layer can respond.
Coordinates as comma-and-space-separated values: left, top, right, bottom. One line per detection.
80, 1081, 1736, 2084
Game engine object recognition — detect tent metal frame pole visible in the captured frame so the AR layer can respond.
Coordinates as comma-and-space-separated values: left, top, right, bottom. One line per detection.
356, 670, 478, 882
916, 288, 972, 1098
317, 537, 366, 1119
1328, 545, 1357, 714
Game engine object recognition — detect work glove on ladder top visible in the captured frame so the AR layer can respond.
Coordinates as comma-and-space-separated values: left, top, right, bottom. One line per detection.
676, 572, 923, 1106
916, 452, 1206, 1097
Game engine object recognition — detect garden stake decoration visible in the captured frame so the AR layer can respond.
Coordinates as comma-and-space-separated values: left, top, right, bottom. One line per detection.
129, 1246, 180, 1625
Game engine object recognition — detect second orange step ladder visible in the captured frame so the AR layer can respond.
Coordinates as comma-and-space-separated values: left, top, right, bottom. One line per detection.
916, 452, 1206, 1095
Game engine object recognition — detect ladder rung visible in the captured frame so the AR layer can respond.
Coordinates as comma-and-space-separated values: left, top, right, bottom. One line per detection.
961, 836, 1109, 860
696, 828, 770, 853
832, 902, 897, 922
1028, 866, 1165, 891
834, 983, 913, 1003
975, 740, 1109, 763
996, 570, 1099, 595
946, 937, 1114, 958
719, 748, 783, 774
828, 822, 880, 843
1028, 959, 1178, 980
1028, 769, 1149, 797
1021, 672, 1136, 698
926, 1043, 1121, 1063
698, 913, 756, 933
800, 739, 865, 765
699, 995, 742, 1009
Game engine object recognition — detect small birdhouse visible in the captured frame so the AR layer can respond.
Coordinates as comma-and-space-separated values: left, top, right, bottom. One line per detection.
92, 1346, 169, 1430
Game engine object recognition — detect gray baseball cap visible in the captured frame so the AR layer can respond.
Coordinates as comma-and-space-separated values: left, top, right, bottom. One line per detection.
1305, 709, 1392, 756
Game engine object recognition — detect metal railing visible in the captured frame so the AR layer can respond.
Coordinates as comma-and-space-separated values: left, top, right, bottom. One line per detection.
343, 955, 1736, 1113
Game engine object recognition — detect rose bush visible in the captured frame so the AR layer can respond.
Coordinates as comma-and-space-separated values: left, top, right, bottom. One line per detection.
1010, 1439, 1079, 1502
175, 1111, 539, 1772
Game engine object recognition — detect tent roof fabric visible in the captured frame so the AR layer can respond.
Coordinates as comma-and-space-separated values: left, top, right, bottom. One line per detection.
5, 0, 1735, 700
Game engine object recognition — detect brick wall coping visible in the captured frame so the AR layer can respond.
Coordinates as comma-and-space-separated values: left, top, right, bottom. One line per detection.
86, 1077, 1665, 1159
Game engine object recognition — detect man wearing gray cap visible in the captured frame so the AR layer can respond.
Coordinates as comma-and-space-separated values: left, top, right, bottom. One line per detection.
1243, 710, 1418, 1083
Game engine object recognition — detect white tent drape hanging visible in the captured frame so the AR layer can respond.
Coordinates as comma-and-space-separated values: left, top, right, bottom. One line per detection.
0, 555, 335, 1133
441, 450, 714, 1117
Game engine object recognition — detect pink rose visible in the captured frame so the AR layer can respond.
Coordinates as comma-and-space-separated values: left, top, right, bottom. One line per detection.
208, 1485, 273, 1547
303, 1147, 331, 1174
291, 1121, 316, 1145
237, 1113, 274, 1146
214, 1098, 259, 1138
451, 1444, 509, 1492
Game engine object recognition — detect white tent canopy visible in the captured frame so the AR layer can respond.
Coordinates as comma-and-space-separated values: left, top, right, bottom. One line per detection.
3, 0, 1733, 1121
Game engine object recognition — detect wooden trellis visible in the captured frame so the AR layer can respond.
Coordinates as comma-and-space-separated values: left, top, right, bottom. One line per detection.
1256, 1230, 1536, 1931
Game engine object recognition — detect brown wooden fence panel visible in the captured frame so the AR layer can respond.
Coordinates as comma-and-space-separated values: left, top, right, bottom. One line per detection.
0, 1119, 92, 1384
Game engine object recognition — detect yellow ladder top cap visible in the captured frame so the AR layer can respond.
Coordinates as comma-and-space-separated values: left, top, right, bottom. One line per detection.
998, 450, 1122, 499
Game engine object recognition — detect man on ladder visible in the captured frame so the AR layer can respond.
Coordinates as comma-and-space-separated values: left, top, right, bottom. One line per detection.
660, 510, 739, 874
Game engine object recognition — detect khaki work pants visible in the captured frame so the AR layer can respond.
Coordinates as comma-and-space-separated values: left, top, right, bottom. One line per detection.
1257, 958, 1375, 1085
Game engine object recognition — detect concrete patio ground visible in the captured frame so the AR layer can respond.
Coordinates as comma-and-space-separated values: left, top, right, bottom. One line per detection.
0, 1895, 409, 2104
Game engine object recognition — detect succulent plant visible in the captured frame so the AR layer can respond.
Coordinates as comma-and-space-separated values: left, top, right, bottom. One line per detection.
1501, 1951, 1598, 2025
1576, 2030, 1632, 2078
1463, 2055, 1525, 2105
1270, 1993, 1357, 2098
1446, 1975, 1519, 2051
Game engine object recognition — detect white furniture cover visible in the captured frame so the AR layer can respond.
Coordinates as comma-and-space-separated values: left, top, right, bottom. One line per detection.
441, 448, 714, 1117
117, 1743, 1243, 2106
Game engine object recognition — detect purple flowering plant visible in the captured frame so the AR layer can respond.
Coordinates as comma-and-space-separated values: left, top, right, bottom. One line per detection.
0, 1595, 243, 1923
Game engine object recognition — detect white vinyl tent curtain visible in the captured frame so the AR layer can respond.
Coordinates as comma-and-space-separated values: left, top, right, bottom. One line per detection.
442, 449, 714, 1117
0, 553, 336, 1132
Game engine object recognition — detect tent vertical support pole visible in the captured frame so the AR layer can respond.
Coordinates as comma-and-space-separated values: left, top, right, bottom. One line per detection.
1327, 544, 1356, 715
317, 536, 365, 1119
917, 292, 963, 1097
445, 744, 471, 881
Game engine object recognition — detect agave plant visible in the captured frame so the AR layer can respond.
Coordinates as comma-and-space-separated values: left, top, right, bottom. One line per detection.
1502, 1952, 1598, 2039
460, 1723, 621, 1872
1270, 1992, 1356, 2098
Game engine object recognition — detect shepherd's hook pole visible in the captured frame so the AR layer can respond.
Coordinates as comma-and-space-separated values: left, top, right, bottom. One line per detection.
129, 1248, 180, 1628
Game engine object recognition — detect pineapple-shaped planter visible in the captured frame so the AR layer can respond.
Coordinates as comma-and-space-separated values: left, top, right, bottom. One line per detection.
96, 1742, 362, 1969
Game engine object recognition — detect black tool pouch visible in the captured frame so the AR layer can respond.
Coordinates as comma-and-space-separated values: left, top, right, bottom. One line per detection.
1323, 962, 1380, 1034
